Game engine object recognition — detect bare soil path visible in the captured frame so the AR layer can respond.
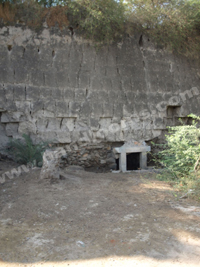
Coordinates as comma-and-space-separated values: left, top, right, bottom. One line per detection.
0, 160, 200, 266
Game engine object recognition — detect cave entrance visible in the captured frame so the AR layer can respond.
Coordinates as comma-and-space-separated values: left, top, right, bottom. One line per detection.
126, 153, 140, 170
116, 158, 119, 171
113, 141, 151, 172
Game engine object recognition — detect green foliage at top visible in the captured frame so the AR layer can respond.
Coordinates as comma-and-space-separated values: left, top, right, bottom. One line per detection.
126, 0, 200, 57
1, 0, 200, 57
65, 0, 125, 44
7, 134, 51, 166
155, 114, 200, 200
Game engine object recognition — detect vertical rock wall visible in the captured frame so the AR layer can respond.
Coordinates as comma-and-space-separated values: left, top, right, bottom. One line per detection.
0, 26, 200, 154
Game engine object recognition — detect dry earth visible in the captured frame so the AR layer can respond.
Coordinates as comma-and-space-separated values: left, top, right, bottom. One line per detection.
0, 160, 200, 267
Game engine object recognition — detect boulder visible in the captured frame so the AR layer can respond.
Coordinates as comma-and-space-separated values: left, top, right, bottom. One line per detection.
40, 148, 66, 179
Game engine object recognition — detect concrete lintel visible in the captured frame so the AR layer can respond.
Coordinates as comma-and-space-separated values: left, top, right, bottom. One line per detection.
114, 146, 150, 154
120, 146, 150, 153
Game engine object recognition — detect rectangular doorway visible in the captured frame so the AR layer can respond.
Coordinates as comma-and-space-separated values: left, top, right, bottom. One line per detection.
126, 153, 140, 170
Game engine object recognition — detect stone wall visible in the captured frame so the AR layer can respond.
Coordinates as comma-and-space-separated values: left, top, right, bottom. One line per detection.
64, 143, 117, 171
0, 26, 200, 157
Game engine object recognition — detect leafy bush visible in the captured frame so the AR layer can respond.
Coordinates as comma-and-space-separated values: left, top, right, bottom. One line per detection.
155, 114, 200, 200
7, 134, 51, 167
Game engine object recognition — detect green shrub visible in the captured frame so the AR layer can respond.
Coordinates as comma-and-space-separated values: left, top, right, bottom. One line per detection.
6, 134, 51, 167
154, 114, 200, 200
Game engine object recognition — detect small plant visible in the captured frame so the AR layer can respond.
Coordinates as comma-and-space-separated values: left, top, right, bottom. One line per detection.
6, 134, 51, 167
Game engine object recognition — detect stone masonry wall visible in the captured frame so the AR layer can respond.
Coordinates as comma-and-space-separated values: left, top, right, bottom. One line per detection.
0, 26, 200, 156
63, 143, 117, 171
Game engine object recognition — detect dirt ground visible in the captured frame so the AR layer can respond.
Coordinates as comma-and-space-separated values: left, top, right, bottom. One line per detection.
0, 160, 200, 267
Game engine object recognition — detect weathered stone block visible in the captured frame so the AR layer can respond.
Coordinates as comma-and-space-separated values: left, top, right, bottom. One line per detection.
64, 88, 75, 101
18, 121, 37, 134
75, 88, 86, 101
153, 117, 165, 129
43, 72, 57, 87
43, 110, 55, 118
26, 86, 40, 101
79, 130, 92, 142
52, 88, 64, 100
108, 91, 118, 102
121, 78, 132, 91
56, 71, 69, 87
55, 101, 69, 117
38, 131, 57, 142
123, 104, 133, 117
98, 91, 108, 101
91, 103, 103, 117
126, 91, 135, 103
1, 112, 25, 123
37, 118, 49, 132
117, 91, 127, 102
0, 87, 7, 111
90, 118, 99, 131
40, 148, 66, 179
13, 85, 26, 101
99, 118, 112, 129
44, 100, 56, 113
30, 70, 45, 86
90, 78, 102, 91
71, 130, 80, 142
68, 73, 78, 88
103, 103, 114, 117
31, 100, 44, 113
96, 129, 105, 140
144, 119, 153, 130
46, 118, 62, 131
0, 123, 9, 149
0, 68, 8, 83
80, 101, 91, 118
40, 87, 52, 100
105, 66, 118, 77
5, 123, 19, 137
105, 131, 115, 141
79, 72, 90, 88
61, 118, 75, 132
5, 101, 17, 112
108, 123, 120, 134
87, 91, 99, 102
113, 103, 123, 119
56, 132, 71, 143
102, 78, 112, 90
4, 84, 14, 101
75, 120, 89, 131
69, 102, 81, 117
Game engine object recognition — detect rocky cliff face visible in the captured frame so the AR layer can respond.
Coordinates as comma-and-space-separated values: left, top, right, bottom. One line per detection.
0, 26, 200, 151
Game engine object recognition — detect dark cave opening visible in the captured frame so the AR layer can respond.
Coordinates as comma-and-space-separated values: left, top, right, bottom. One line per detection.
126, 153, 140, 170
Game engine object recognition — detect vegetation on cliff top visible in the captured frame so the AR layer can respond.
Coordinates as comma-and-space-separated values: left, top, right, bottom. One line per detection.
0, 0, 200, 58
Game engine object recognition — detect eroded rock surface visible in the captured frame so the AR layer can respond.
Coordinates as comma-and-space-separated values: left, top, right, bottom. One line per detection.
0, 27, 199, 149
